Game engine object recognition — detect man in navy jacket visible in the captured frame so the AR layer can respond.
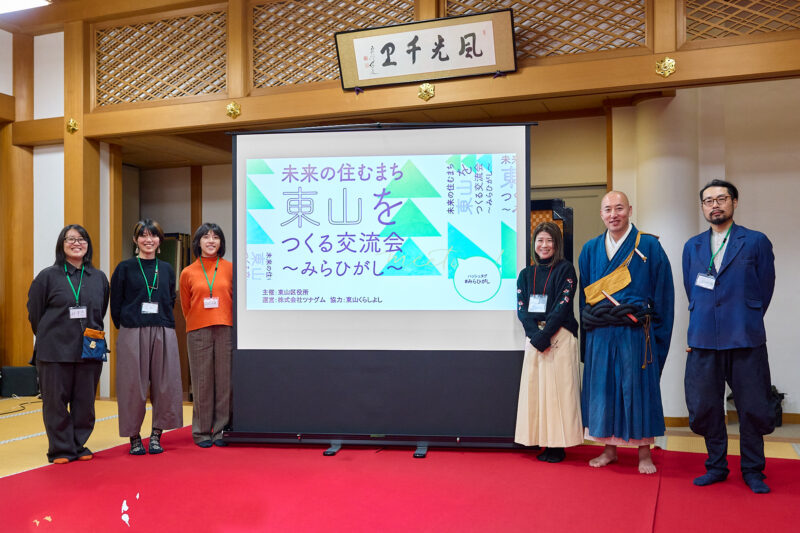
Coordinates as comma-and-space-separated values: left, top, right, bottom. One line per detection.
682, 179, 776, 493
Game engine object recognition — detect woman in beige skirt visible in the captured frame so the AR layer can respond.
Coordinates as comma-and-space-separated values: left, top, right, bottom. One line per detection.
514, 222, 583, 463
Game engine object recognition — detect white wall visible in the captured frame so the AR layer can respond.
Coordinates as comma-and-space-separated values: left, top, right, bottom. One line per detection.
722, 79, 800, 414
33, 32, 63, 119
0, 29, 12, 95
531, 117, 606, 187
32, 145, 65, 275
608, 79, 800, 416
201, 164, 233, 238
139, 167, 191, 234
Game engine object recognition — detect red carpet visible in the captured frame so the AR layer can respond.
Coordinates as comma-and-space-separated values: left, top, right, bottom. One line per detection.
2, 427, 798, 532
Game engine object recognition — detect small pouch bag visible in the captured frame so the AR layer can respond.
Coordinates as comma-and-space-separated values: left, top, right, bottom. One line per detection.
82, 328, 109, 362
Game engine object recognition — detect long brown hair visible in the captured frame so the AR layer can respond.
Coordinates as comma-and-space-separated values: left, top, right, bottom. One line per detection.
531, 221, 564, 265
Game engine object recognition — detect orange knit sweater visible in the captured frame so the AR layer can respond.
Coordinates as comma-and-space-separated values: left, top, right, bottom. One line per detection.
179, 257, 233, 332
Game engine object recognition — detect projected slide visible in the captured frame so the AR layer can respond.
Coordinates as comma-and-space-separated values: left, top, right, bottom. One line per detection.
245, 153, 517, 310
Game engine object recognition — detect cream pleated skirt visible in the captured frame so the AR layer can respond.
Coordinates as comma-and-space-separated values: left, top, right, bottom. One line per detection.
514, 327, 584, 447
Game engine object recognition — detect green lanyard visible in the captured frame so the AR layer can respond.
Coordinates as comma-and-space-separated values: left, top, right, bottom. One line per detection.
136, 257, 159, 302
64, 264, 84, 306
200, 257, 219, 297
708, 225, 732, 273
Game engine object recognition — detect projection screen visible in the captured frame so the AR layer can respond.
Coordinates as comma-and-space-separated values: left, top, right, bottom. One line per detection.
230, 124, 532, 443
235, 125, 530, 352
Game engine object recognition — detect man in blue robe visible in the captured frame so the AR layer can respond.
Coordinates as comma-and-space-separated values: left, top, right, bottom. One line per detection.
579, 191, 674, 474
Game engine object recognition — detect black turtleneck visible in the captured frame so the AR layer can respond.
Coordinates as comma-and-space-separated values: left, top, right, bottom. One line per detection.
516, 258, 579, 352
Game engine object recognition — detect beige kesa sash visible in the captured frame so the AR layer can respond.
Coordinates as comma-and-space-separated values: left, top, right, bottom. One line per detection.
583, 232, 643, 305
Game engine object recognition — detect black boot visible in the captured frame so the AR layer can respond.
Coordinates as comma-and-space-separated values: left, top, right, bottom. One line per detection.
546, 447, 566, 463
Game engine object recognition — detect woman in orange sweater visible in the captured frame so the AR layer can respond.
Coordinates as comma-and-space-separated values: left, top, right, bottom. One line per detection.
179, 223, 233, 448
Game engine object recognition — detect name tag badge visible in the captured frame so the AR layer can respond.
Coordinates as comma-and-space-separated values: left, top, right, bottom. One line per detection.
141, 301, 159, 314
69, 306, 87, 319
695, 273, 716, 290
204, 297, 219, 309
528, 294, 548, 313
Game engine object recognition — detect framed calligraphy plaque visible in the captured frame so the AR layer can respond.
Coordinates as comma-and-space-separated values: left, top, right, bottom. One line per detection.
335, 10, 516, 90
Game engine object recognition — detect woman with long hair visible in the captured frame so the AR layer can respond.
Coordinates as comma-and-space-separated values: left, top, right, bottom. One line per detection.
514, 221, 583, 462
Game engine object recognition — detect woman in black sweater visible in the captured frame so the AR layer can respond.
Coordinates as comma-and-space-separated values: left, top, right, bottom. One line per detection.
514, 221, 583, 463
110, 219, 182, 455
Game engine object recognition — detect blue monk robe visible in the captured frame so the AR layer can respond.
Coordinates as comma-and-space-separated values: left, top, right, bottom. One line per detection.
579, 225, 675, 441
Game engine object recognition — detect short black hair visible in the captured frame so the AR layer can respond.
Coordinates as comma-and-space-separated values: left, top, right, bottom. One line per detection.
191, 223, 226, 258
133, 219, 165, 243
700, 179, 738, 201
54, 224, 94, 267
531, 221, 565, 265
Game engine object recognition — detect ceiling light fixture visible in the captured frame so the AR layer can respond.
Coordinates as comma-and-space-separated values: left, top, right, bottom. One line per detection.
0, 1, 52, 16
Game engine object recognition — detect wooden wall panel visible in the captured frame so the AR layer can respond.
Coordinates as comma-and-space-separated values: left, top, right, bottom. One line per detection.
0, 34, 34, 368
64, 22, 101, 253
107, 143, 123, 398
81, 36, 800, 139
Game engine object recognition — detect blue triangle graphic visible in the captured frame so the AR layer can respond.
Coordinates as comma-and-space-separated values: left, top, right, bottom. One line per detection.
247, 211, 273, 244
477, 155, 493, 173
447, 223, 496, 279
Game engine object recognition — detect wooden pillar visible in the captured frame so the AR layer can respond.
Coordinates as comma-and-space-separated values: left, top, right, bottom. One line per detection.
227, 0, 248, 99
654, 0, 678, 53
107, 144, 123, 397
190, 165, 203, 234
604, 103, 613, 191
418, 0, 440, 20
63, 21, 101, 256
0, 34, 34, 368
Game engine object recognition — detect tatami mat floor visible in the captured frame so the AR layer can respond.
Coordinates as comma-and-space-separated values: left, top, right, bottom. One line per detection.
1, 396, 798, 478
0, 396, 193, 478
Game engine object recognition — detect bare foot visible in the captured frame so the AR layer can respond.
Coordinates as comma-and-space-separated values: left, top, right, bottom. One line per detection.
638, 445, 657, 474
589, 445, 617, 467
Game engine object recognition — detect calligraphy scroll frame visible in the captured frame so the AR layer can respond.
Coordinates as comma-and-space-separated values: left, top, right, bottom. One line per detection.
335, 10, 516, 90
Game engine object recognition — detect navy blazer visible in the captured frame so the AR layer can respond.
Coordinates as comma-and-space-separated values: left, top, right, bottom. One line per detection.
682, 223, 775, 350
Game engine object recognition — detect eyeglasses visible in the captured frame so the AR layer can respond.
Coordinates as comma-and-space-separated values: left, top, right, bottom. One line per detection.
701, 195, 731, 207
64, 237, 87, 245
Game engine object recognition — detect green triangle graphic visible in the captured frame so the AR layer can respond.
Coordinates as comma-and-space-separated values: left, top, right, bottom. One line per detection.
500, 222, 516, 279
385, 160, 441, 199
247, 177, 274, 210
381, 238, 440, 276
247, 159, 274, 175
461, 154, 477, 171
446, 155, 462, 169
378, 199, 441, 238
246, 211, 273, 244
447, 223, 496, 279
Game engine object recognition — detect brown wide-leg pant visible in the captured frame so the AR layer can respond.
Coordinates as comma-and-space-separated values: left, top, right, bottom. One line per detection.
116, 326, 183, 437
186, 325, 232, 443
36, 360, 102, 462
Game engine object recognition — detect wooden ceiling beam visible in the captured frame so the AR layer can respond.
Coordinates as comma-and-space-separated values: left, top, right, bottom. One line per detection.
0, 93, 14, 123
12, 117, 63, 145
82, 38, 800, 139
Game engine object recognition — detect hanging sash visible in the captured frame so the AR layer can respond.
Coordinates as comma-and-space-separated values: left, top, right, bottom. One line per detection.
583, 232, 648, 305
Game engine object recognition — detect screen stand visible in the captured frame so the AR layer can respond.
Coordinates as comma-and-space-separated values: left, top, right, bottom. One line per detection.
413, 442, 428, 458
323, 441, 342, 456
